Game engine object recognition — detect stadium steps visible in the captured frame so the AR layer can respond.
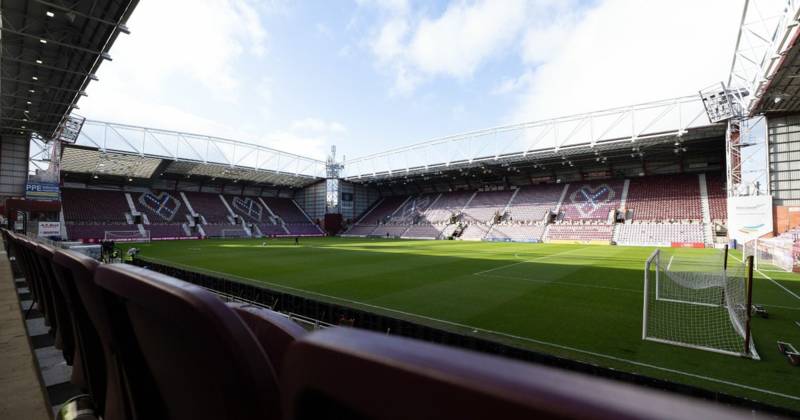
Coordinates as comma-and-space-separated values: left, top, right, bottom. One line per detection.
699, 173, 714, 244
179, 192, 198, 217
349, 197, 384, 230
620, 179, 630, 209
554, 183, 570, 213
219, 194, 237, 218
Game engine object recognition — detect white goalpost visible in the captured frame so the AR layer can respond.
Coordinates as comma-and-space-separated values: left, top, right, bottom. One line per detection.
642, 247, 758, 359
104, 230, 151, 243
221, 229, 248, 239
744, 238, 796, 272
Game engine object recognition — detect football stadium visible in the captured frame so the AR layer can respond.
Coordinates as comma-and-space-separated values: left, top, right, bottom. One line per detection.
2, 1, 800, 419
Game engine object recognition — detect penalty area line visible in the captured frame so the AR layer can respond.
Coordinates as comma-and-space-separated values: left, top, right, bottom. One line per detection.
472, 246, 589, 276
138, 256, 800, 403
730, 254, 800, 302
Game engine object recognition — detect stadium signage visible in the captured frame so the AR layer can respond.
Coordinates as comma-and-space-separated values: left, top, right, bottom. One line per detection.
25, 182, 60, 201
727, 195, 773, 243
37, 221, 61, 237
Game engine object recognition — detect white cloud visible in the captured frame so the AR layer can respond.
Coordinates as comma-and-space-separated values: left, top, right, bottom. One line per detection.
509, 0, 743, 123
80, 0, 268, 111
291, 118, 348, 134
363, 0, 578, 94
258, 130, 329, 160
406, 0, 527, 78
490, 71, 534, 95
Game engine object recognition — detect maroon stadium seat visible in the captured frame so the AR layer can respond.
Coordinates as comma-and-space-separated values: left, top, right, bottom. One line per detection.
52, 249, 122, 417
282, 327, 752, 420
227, 303, 307, 378
34, 244, 75, 360
20, 237, 54, 325
94, 264, 281, 419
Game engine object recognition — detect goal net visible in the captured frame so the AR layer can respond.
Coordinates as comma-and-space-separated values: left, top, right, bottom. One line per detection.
743, 238, 796, 272
104, 230, 151, 243
221, 229, 248, 239
642, 248, 758, 359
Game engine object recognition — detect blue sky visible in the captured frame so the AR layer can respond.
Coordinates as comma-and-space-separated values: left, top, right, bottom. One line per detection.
79, 0, 743, 161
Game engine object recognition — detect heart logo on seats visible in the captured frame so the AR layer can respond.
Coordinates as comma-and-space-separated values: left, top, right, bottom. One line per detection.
139, 192, 181, 221
569, 184, 616, 217
232, 197, 263, 221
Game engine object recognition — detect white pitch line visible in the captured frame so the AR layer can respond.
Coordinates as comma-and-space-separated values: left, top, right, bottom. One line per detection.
472, 246, 589, 276
666, 255, 674, 271
148, 254, 800, 401
730, 254, 800, 302
141, 254, 800, 403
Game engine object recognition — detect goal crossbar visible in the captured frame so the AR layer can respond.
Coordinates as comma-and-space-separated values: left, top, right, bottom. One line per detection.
104, 230, 150, 243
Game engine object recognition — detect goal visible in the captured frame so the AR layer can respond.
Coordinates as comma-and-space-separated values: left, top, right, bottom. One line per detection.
221, 229, 248, 239
104, 230, 151, 243
642, 248, 758, 359
744, 238, 796, 272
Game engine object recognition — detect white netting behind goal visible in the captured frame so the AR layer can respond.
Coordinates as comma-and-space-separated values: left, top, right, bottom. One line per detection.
744, 238, 795, 272
221, 229, 248, 239
104, 230, 150, 243
643, 248, 758, 359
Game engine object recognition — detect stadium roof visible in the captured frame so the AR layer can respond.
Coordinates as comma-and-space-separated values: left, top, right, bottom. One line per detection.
0, 0, 137, 140
59, 96, 722, 189
60, 120, 327, 188
729, 0, 800, 116
344, 96, 721, 181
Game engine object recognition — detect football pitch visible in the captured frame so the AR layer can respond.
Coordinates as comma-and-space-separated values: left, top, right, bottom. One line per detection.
126, 237, 800, 411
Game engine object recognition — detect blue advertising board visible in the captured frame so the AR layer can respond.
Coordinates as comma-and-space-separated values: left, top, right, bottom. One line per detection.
25, 182, 61, 201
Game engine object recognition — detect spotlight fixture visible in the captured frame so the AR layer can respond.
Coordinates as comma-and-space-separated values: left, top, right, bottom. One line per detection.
46, 11, 55, 18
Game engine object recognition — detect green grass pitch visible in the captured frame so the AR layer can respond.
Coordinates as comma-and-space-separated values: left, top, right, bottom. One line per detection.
125, 237, 800, 411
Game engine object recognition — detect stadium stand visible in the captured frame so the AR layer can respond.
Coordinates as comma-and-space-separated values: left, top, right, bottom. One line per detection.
506, 184, 565, 222
372, 224, 410, 237
626, 174, 702, 221
181, 192, 246, 238
396, 194, 439, 222
402, 223, 445, 239
462, 190, 513, 222
424, 191, 473, 223
62, 189, 135, 241
135, 190, 191, 224
344, 224, 378, 236
486, 223, 547, 242
459, 223, 491, 240
183, 192, 231, 223
133, 191, 194, 239
262, 197, 323, 236
560, 180, 624, 222
545, 224, 615, 243
616, 223, 705, 245
706, 174, 728, 223
1, 229, 757, 419
357, 196, 407, 225
62, 189, 130, 223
